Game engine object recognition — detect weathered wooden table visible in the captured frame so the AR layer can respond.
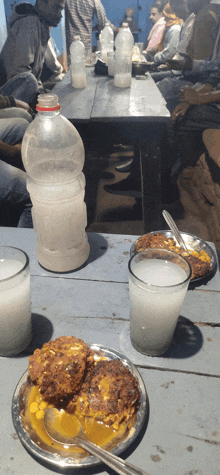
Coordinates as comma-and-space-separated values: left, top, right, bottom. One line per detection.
53, 70, 170, 232
1, 227, 219, 475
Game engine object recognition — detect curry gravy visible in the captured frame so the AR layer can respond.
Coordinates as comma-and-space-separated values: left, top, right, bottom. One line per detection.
26, 385, 129, 455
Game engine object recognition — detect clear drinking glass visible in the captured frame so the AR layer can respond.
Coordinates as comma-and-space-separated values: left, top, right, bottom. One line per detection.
128, 249, 191, 356
0, 246, 32, 356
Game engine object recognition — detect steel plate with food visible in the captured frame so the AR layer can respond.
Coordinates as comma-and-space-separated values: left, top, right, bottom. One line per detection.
12, 336, 148, 470
130, 231, 217, 282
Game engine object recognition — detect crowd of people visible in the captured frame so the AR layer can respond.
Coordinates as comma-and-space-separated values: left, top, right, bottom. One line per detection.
106, 0, 220, 225
1, 0, 220, 235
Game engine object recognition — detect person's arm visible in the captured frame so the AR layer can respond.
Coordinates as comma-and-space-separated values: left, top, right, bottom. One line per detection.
171, 83, 219, 121
180, 85, 218, 104
44, 38, 64, 79
153, 25, 181, 64
0, 95, 16, 109
93, 0, 116, 33
0, 142, 24, 170
0, 94, 33, 116
3, 16, 47, 80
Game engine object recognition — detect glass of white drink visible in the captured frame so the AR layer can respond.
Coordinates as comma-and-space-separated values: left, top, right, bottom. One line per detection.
128, 249, 191, 356
0, 247, 32, 356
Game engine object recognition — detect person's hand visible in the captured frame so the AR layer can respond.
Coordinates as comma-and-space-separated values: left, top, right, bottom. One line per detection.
157, 64, 169, 71
179, 86, 201, 104
171, 102, 190, 122
14, 99, 34, 116
14, 144, 21, 151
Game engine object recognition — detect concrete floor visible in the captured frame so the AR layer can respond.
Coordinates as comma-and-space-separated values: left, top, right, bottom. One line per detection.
85, 143, 211, 244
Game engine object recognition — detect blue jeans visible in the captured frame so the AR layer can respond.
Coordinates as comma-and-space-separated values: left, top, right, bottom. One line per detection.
0, 72, 38, 104
0, 110, 33, 228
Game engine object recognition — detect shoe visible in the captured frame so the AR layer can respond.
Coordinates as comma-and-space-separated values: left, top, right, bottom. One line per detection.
104, 177, 142, 198
115, 158, 133, 173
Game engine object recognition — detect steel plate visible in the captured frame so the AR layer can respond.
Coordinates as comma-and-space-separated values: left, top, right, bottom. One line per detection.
130, 230, 217, 282
12, 344, 148, 470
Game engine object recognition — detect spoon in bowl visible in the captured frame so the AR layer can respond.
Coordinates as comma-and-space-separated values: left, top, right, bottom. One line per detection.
44, 407, 148, 475
162, 210, 188, 251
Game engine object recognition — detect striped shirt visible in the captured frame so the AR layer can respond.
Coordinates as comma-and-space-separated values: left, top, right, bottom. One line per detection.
65, 0, 111, 59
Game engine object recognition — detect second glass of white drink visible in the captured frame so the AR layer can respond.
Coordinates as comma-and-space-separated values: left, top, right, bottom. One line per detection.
128, 249, 191, 356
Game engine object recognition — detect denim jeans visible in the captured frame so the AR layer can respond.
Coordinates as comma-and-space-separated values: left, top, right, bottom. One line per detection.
0, 72, 38, 104
0, 110, 33, 228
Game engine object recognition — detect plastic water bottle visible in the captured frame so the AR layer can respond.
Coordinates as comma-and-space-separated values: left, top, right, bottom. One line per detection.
114, 23, 134, 88
21, 94, 90, 272
70, 36, 87, 88
100, 22, 114, 64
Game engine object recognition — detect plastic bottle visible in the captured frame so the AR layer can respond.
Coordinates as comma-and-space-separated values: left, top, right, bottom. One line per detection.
100, 22, 114, 64
21, 94, 90, 273
114, 23, 134, 88
70, 36, 87, 88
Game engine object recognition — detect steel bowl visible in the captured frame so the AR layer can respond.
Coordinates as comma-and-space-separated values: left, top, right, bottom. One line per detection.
130, 230, 218, 282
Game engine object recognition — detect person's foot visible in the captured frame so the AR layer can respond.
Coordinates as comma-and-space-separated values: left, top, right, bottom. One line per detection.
104, 176, 142, 198
115, 158, 133, 173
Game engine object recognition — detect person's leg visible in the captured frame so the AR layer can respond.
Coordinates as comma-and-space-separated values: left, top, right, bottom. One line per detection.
0, 117, 33, 227
0, 107, 32, 123
0, 117, 30, 144
0, 72, 38, 104
0, 160, 33, 228
150, 70, 180, 83
156, 77, 193, 113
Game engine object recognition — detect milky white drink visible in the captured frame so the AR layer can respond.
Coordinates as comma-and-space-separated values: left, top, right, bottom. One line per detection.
0, 255, 32, 356
129, 251, 191, 356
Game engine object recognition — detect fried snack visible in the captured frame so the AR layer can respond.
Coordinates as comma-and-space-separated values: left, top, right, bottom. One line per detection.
134, 232, 211, 279
29, 336, 94, 402
68, 360, 141, 430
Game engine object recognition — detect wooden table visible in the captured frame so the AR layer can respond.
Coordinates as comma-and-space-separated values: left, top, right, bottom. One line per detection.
53, 70, 170, 232
1, 227, 219, 475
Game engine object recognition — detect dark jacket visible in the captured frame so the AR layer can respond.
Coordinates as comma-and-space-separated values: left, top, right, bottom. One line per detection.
0, 2, 50, 86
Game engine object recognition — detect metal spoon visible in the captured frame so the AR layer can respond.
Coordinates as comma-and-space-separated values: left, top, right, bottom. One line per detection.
44, 408, 148, 475
162, 210, 188, 251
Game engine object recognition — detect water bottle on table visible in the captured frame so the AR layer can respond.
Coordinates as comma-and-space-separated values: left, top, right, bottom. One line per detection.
100, 22, 114, 64
114, 23, 134, 88
70, 36, 87, 88
21, 94, 90, 273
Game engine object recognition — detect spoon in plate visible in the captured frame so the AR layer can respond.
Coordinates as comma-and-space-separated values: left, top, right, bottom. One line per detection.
162, 210, 188, 251
44, 407, 149, 475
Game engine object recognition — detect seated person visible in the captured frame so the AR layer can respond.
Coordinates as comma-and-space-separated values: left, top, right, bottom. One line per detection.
0, 94, 33, 227
0, 0, 65, 105
150, 0, 195, 82
143, 3, 166, 60
156, 0, 219, 110
146, 2, 183, 69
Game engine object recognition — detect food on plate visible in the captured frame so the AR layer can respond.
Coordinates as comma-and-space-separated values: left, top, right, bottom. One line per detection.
29, 336, 94, 402
67, 359, 140, 430
134, 232, 211, 280
25, 336, 141, 450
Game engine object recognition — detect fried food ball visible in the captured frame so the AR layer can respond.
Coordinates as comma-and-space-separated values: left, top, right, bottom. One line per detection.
28, 336, 94, 402
68, 360, 141, 430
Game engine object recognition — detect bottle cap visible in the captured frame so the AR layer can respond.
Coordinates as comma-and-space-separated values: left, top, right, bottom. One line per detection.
36, 94, 60, 111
